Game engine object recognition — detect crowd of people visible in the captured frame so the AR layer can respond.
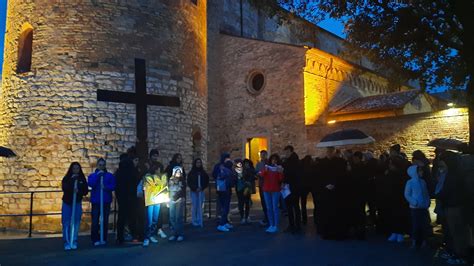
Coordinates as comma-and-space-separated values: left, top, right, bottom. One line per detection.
60, 144, 473, 265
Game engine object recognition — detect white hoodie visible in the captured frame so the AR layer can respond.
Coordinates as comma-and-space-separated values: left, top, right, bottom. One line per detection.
404, 165, 431, 209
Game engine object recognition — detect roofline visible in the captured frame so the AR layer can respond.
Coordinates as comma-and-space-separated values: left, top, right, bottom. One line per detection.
329, 89, 421, 115
273, 5, 346, 42
219, 31, 416, 90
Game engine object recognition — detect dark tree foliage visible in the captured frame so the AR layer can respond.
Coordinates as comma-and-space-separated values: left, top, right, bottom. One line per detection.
249, 0, 474, 147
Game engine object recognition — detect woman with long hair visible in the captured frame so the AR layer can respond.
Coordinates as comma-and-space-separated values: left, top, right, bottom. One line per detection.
61, 162, 88, 250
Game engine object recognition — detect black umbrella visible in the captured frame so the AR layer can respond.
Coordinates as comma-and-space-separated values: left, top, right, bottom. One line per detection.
316, 129, 375, 148
428, 138, 467, 151
0, 146, 16, 157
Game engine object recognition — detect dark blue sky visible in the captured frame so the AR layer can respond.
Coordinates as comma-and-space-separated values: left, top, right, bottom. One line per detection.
0, 0, 6, 74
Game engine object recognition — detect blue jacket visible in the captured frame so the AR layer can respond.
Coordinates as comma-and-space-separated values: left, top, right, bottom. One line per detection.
88, 169, 116, 204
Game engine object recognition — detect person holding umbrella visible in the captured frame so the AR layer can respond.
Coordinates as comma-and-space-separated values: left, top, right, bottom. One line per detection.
61, 162, 88, 250
88, 158, 116, 246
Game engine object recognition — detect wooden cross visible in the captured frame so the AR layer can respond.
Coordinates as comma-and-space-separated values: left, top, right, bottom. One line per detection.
97, 58, 180, 160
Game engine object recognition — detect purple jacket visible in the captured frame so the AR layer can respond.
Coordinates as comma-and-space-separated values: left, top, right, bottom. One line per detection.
88, 169, 116, 204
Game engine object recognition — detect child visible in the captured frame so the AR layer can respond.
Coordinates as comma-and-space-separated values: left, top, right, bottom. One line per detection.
168, 166, 186, 241
61, 162, 88, 250
142, 164, 168, 247
88, 158, 116, 246
404, 165, 431, 249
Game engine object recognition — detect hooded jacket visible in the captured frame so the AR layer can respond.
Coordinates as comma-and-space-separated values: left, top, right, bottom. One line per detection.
404, 165, 430, 209
88, 169, 116, 204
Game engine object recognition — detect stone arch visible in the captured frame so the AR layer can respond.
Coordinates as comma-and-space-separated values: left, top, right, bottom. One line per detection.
17, 23, 33, 74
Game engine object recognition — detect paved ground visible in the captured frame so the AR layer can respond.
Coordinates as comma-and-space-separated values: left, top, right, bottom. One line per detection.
0, 218, 450, 266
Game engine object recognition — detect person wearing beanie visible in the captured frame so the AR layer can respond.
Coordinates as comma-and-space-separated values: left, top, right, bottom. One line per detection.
168, 166, 186, 242
404, 165, 431, 249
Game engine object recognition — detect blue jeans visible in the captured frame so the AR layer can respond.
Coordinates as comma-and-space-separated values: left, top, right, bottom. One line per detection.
91, 203, 111, 243
217, 191, 231, 226
264, 192, 281, 227
62, 202, 82, 245
146, 204, 161, 239
169, 200, 185, 236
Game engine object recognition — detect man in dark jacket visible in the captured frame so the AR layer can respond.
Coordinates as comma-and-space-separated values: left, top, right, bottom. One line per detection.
282, 145, 302, 233
115, 154, 139, 244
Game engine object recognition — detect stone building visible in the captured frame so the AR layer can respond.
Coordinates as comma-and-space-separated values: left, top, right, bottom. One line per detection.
0, 0, 468, 231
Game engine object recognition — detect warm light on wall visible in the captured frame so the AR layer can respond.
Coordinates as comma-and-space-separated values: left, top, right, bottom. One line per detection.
303, 48, 354, 125
327, 120, 336, 124
447, 103, 454, 107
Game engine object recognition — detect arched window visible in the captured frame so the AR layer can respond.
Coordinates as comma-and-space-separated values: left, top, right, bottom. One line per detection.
192, 128, 202, 160
17, 24, 33, 74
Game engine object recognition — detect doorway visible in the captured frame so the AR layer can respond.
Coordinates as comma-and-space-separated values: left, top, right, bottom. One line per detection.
245, 137, 268, 166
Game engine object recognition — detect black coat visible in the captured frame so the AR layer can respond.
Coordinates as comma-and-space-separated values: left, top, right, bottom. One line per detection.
115, 158, 139, 202
62, 174, 88, 205
283, 152, 302, 194
187, 168, 210, 192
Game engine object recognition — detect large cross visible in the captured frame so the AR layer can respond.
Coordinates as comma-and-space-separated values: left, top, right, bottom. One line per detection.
97, 58, 180, 160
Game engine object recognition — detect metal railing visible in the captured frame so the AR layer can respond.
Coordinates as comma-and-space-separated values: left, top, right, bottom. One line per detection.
0, 182, 218, 238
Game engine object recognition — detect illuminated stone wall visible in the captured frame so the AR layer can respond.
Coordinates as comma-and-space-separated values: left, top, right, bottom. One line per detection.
0, 0, 207, 231
307, 108, 469, 159
213, 33, 468, 164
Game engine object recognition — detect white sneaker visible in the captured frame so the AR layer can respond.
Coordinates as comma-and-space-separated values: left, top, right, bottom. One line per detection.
265, 226, 273, 233
268, 226, 278, 233
70, 243, 77, 250
143, 239, 149, 247
100, 241, 107, 245
158, 229, 167, 239
224, 223, 233, 229
64, 244, 71, 251
168, 236, 176, 241
93, 241, 101, 247
217, 225, 230, 232
177, 236, 184, 242
150, 236, 159, 243
388, 233, 397, 242
396, 234, 404, 243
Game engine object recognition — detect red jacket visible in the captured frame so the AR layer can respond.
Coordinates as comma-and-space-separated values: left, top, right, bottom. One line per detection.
261, 168, 284, 192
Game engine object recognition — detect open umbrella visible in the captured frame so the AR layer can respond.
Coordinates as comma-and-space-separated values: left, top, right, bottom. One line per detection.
316, 129, 375, 148
428, 138, 467, 151
0, 146, 16, 157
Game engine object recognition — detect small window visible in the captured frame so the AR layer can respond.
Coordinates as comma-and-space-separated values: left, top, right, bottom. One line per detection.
17, 24, 34, 74
247, 71, 266, 94
191, 0, 197, 5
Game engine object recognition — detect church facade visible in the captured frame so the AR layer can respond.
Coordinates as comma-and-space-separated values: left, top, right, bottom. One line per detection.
0, 0, 468, 231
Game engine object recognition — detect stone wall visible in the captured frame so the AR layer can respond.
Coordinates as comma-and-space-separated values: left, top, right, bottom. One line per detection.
0, 0, 207, 231
212, 33, 469, 165
307, 108, 469, 159
210, 34, 308, 159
